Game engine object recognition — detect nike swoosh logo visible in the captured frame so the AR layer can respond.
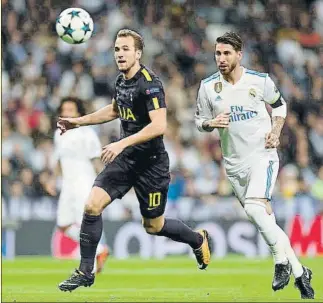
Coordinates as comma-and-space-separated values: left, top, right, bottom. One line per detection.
305, 270, 310, 279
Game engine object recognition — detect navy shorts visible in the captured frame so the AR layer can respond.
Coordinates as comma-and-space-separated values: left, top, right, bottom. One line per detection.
93, 152, 170, 218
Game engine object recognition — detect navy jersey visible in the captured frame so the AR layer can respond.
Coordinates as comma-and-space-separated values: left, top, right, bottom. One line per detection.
114, 65, 167, 158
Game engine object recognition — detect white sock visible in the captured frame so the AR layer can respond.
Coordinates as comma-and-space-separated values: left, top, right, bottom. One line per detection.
244, 200, 287, 264
92, 239, 107, 274
96, 243, 106, 255
270, 214, 304, 278
64, 224, 80, 242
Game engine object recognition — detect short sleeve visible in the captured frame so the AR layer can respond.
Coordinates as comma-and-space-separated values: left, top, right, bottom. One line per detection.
113, 75, 122, 100
142, 78, 166, 112
84, 127, 101, 159
263, 76, 281, 105
195, 82, 213, 132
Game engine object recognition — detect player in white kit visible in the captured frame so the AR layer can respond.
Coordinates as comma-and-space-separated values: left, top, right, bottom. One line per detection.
52, 97, 109, 273
195, 32, 314, 299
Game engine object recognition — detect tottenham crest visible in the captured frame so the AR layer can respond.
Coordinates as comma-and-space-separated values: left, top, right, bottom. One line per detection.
249, 88, 257, 99
214, 82, 222, 93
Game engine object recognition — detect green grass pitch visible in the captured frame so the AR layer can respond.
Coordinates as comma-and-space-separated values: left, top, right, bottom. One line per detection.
2, 256, 323, 302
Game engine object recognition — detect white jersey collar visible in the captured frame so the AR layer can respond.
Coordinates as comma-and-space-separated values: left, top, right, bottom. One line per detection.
220, 66, 246, 87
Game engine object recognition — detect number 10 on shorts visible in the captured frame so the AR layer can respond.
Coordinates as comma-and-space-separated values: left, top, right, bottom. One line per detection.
149, 192, 161, 208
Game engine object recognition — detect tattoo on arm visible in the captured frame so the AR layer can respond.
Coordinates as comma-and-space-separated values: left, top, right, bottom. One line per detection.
271, 116, 285, 137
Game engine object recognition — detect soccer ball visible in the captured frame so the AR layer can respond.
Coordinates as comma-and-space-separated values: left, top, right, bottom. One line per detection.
56, 8, 94, 44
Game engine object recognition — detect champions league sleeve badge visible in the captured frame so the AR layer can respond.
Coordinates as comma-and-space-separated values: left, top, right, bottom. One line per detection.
214, 82, 222, 93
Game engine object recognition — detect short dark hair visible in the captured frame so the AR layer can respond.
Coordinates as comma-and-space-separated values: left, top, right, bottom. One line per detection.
57, 97, 86, 116
116, 29, 144, 51
216, 32, 243, 52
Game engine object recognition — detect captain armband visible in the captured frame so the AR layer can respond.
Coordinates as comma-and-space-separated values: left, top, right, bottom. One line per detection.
271, 96, 287, 118
270, 94, 284, 108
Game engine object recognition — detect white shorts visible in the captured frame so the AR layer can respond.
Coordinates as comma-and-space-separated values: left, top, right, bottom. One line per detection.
56, 189, 90, 227
227, 158, 279, 206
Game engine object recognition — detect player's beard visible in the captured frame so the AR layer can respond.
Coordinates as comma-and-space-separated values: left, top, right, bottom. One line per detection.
118, 58, 136, 74
220, 61, 238, 76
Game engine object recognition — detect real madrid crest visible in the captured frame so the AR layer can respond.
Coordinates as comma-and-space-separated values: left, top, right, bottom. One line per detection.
214, 82, 222, 93
249, 88, 257, 99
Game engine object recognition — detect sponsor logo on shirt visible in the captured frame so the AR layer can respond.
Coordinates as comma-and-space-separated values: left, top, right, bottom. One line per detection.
229, 105, 258, 122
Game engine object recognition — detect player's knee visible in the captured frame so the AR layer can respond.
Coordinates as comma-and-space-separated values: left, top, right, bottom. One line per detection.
244, 199, 268, 222
142, 216, 164, 235
144, 225, 163, 234
84, 187, 112, 215
142, 221, 160, 234
245, 198, 272, 215
84, 200, 103, 215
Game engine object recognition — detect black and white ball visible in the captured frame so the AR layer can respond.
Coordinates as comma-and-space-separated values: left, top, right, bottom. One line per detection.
56, 8, 94, 44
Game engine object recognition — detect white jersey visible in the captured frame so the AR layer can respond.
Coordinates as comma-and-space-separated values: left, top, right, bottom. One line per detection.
53, 126, 101, 191
195, 67, 281, 176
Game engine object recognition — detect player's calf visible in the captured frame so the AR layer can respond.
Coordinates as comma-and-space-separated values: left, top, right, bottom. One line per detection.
143, 216, 211, 269
77, 187, 112, 274
244, 200, 287, 264
143, 217, 203, 250
244, 199, 293, 291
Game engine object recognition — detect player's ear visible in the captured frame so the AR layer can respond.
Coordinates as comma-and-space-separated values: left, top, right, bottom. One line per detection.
136, 50, 142, 60
238, 51, 242, 61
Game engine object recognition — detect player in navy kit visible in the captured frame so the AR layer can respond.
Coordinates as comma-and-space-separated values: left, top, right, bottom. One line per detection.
58, 29, 211, 292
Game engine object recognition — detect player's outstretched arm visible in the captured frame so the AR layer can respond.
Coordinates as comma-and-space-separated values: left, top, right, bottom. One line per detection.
57, 99, 119, 135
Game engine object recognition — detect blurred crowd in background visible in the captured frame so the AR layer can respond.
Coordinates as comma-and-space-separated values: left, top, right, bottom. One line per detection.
2, 0, 323, 222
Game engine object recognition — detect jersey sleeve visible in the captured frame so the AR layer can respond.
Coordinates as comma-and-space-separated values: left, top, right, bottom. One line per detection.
263, 76, 281, 106
195, 82, 213, 132
142, 78, 166, 112
84, 127, 102, 159
263, 75, 287, 117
